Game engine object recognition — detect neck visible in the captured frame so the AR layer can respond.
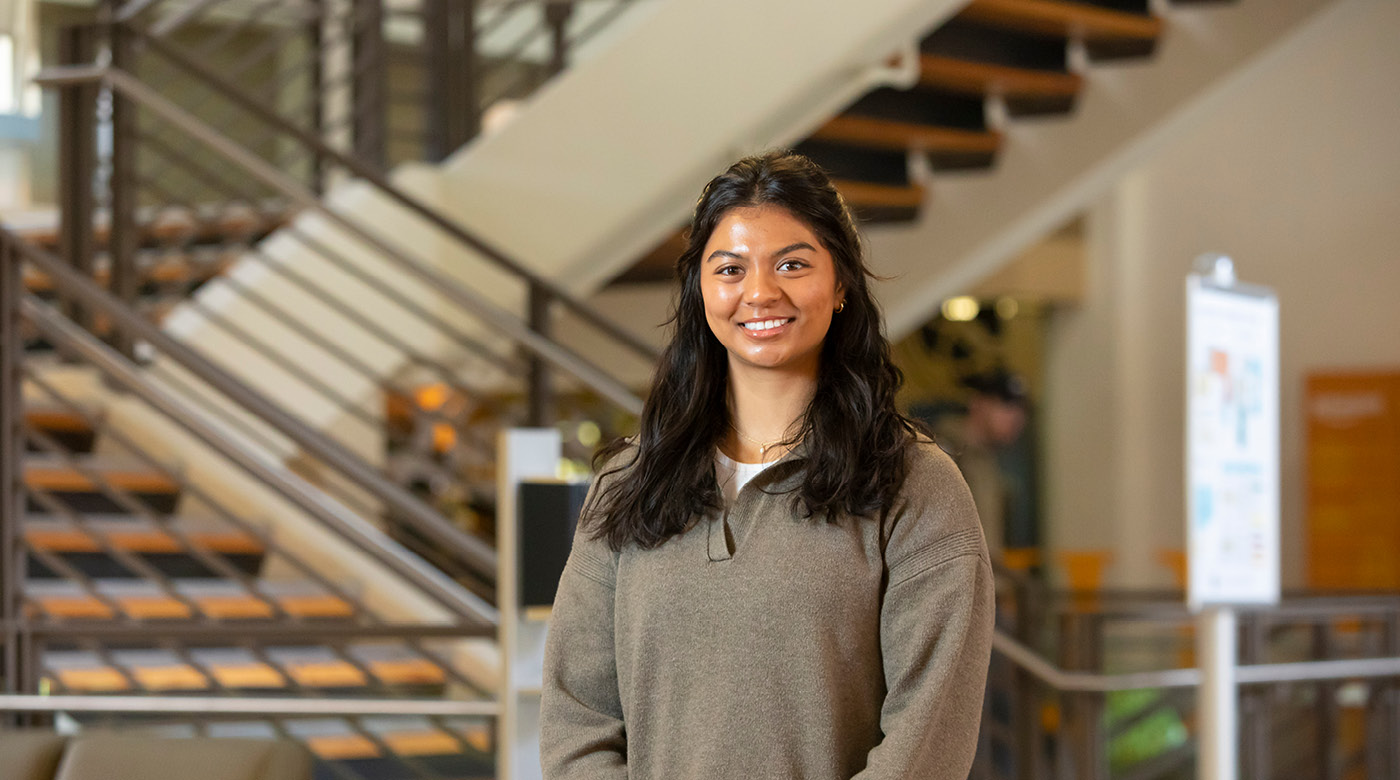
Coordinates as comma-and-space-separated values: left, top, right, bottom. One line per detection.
723, 361, 817, 463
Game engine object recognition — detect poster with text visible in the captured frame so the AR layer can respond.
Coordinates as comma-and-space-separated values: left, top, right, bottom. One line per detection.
1186, 277, 1280, 608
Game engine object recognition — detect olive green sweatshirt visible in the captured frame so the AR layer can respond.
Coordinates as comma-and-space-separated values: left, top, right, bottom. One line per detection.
540, 437, 994, 779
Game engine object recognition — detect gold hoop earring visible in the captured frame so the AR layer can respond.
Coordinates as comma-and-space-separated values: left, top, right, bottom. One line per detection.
835, 301, 845, 314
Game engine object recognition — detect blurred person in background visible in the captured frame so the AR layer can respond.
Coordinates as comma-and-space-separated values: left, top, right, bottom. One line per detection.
540, 151, 994, 779
936, 368, 1030, 563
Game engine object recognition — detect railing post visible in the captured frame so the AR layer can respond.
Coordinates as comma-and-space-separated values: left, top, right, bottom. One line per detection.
351, 0, 386, 170
1376, 607, 1400, 780
1239, 611, 1271, 780
1312, 619, 1340, 780
57, 24, 97, 332
545, 1, 574, 77
0, 237, 27, 708
527, 282, 554, 427
108, 12, 139, 360
424, 0, 479, 161
307, 0, 328, 194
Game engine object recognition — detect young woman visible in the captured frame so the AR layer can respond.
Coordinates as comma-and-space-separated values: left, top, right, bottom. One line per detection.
540, 151, 993, 779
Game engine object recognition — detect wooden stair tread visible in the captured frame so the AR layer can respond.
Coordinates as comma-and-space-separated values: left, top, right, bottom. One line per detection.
813, 114, 1002, 155
832, 179, 926, 210
958, 0, 1163, 41
47, 656, 445, 692
31, 589, 353, 621
26, 527, 263, 555
24, 408, 95, 434
23, 252, 238, 294
303, 728, 485, 760
15, 207, 292, 251
23, 463, 181, 495
918, 53, 1083, 98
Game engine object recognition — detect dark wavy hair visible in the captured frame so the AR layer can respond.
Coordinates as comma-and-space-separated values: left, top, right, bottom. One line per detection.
586, 150, 924, 550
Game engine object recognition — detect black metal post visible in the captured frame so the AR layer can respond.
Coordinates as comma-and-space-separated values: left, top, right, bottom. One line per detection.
527, 282, 554, 427
351, 0, 387, 170
1379, 608, 1400, 780
1313, 621, 1341, 780
425, 0, 478, 161
109, 16, 139, 360
308, 0, 327, 194
57, 24, 97, 331
1240, 612, 1272, 780
0, 237, 27, 706
545, 1, 574, 77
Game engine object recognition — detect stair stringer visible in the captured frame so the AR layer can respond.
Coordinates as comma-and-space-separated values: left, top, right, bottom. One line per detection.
862, 0, 1349, 339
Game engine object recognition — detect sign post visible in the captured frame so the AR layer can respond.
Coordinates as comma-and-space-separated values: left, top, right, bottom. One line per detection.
1185, 254, 1280, 780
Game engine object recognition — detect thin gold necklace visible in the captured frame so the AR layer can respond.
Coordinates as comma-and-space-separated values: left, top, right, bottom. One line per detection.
729, 421, 789, 459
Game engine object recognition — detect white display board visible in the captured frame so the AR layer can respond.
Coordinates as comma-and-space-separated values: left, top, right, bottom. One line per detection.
1185, 273, 1280, 609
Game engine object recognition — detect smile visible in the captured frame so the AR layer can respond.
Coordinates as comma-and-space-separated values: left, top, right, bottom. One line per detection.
741, 318, 795, 333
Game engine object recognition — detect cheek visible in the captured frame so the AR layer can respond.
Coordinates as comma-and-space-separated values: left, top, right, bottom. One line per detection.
700, 283, 729, 333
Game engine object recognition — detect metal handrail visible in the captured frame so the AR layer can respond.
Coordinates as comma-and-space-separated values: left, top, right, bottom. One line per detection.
9, 234, 497, 629
127, 26, 658, 366
34, 62, 645, 419
0, 694, 496, 717
991, 628, 1400, 693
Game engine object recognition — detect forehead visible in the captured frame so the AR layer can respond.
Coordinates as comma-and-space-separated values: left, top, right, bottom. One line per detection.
705, 205, 824, 249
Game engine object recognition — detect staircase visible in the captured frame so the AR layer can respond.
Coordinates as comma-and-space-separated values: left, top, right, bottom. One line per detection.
2, 1, 1359, 778
11, 395, 494, 779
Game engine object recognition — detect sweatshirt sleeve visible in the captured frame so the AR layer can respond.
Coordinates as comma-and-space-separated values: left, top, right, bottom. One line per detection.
851, 444, 996, 779
539, 514, 627, 778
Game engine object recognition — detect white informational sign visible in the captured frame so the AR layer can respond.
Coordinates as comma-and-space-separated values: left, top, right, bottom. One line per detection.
1186, 273, 1280, 609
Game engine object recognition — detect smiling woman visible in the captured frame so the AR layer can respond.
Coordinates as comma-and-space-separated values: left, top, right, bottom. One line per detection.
540, 151, 994, 780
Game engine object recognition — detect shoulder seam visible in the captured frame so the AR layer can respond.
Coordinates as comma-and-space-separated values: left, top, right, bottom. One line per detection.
572, 551, 616, 590
887, 526, 984, 588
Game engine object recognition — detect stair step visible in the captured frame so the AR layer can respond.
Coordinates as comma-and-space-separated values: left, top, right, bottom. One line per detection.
813, 114, 1002, 156
282, 717, 492, 761
12, 204, 292, 252
25, 519, 262, 556
917, 54, 1083, 100
23, 408, 98, 453
23, 461, 180, 495
23, 458, 182, 515
833, 178, 926, 210
26, 580, 356, 621
24, 517, 265, 580
42, 645, 449, 693
23, 250, 239, 296
957, 0, 1163, 42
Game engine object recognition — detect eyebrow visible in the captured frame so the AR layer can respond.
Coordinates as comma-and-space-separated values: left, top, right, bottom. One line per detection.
705, 242, 817, 264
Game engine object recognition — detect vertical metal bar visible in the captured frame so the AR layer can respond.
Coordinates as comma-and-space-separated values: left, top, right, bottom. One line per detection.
1053, 610, 1082, 780
308, 0, 327, 194
57, 25, 98, 330
526, 282, 553, 426
1312, 620, 1339, 780
1382, 608, 1400, 780
0, 237, 26, 705
351, 0, 386, 170
545, 1, 574, 77
425, 0, 478, 161
108, 16, 139, 360
1239, 612, 1272, 780
1081, 614, 1106, 780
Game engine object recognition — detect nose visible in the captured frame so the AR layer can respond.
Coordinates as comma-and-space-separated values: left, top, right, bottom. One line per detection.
744, 266, 781, 306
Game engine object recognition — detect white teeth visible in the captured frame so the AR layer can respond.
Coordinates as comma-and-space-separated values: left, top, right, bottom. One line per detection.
743, 318, 789, 331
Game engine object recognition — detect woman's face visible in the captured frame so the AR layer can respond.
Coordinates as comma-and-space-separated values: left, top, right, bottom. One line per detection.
699, 205, 844, 381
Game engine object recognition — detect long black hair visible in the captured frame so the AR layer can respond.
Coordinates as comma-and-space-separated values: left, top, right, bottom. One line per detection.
586, 150, 924, 550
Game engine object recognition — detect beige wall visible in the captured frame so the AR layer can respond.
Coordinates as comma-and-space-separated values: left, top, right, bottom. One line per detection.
1045, 0, 1400, 588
